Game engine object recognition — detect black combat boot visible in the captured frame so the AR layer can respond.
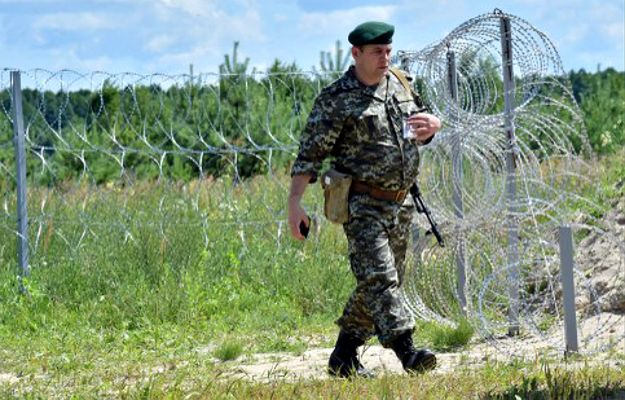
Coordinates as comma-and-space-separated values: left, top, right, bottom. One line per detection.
328, 331, 375, 378
390, 331, 437, 373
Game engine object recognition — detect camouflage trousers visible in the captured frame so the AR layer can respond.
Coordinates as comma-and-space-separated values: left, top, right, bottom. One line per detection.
336, 192, 415, 347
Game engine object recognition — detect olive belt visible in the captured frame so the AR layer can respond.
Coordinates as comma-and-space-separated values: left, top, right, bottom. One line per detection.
351, 180, 408, 203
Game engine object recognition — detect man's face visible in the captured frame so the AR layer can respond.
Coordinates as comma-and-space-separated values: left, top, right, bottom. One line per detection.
353, 44, 392, 81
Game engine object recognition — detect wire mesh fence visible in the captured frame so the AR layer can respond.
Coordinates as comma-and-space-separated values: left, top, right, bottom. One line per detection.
1, 10, 623, 358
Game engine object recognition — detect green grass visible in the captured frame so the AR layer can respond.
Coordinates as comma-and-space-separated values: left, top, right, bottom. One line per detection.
0, 151, 624, 398
0, 350, 623, 399
213, 339, 244, 361
417, 319, 475, 351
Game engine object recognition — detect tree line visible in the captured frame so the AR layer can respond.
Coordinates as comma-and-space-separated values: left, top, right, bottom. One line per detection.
0, 43, 623, 185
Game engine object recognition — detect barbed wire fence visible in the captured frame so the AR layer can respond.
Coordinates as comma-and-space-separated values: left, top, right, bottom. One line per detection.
398, 10, 624, 358
1, 10, 623, 358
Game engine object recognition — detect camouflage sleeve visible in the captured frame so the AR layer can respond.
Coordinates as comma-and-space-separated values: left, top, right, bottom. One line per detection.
290, 94, 344, 183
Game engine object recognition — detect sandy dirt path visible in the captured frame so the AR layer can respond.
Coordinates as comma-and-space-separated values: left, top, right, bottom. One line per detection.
220, 314, 624, 382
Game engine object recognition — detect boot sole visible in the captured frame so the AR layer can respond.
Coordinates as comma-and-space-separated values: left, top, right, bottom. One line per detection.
404, 351, 437, 373
328, 366, 376, 379
328, 354, 375, 378
418, 353, 437, 371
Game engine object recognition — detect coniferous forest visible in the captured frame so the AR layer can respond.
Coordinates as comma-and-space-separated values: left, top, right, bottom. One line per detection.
1, 44, 623, 184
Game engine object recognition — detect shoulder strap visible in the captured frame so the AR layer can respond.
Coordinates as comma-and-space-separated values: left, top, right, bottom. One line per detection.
389, 67, 428, 111
389, 67, 412, 94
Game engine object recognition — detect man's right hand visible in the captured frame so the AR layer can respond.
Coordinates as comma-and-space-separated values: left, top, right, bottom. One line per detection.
287, 174, 313, 241
288, 199, 309, 241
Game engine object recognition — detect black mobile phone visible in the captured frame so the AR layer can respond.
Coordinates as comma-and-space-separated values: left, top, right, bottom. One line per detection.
299, 217, 310, 238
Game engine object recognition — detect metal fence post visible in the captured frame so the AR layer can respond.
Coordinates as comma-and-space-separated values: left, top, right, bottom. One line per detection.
447, 49, 467, 314
499, 13, 520, 336
10, 70, 29, 288
558, 225, 579, 353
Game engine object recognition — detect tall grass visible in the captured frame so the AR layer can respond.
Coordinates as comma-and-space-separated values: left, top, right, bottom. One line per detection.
0, 151, 623, 398
2, 151, 623, 346
0, 172, 352, 353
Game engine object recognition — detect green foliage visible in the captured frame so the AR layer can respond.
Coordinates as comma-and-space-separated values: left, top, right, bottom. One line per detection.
213, 339, 244, 361
220, 41, 251, 75
314, 40, 351, 79
0, 157, 624, 397
2, 46, 623, 186
569, 68, 625, 153
417, 319, 474, 351
0, 174, 349, 348
482, 362, 625, 400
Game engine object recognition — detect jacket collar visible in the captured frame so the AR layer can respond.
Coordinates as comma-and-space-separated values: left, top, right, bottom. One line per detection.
339, 66, 388, 102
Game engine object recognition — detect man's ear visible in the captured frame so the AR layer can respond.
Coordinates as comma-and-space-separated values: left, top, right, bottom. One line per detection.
351, 46, 359, 59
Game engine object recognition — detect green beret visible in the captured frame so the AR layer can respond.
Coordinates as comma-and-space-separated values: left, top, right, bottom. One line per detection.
348, 21, 395, 46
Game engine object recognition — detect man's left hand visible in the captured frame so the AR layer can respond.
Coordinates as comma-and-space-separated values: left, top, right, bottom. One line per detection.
407, 113, 441, 143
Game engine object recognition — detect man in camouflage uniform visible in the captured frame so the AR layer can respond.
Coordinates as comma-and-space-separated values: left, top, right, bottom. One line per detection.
287, 21, 441, 378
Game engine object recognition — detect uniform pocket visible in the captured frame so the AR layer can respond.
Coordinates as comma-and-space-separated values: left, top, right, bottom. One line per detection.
357, 107, 392, 143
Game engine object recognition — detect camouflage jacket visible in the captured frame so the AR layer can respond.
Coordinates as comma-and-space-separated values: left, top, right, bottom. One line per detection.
291, 65, 427, 191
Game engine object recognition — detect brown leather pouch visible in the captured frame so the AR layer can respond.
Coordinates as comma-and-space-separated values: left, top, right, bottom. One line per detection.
321, 169, 352, 224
